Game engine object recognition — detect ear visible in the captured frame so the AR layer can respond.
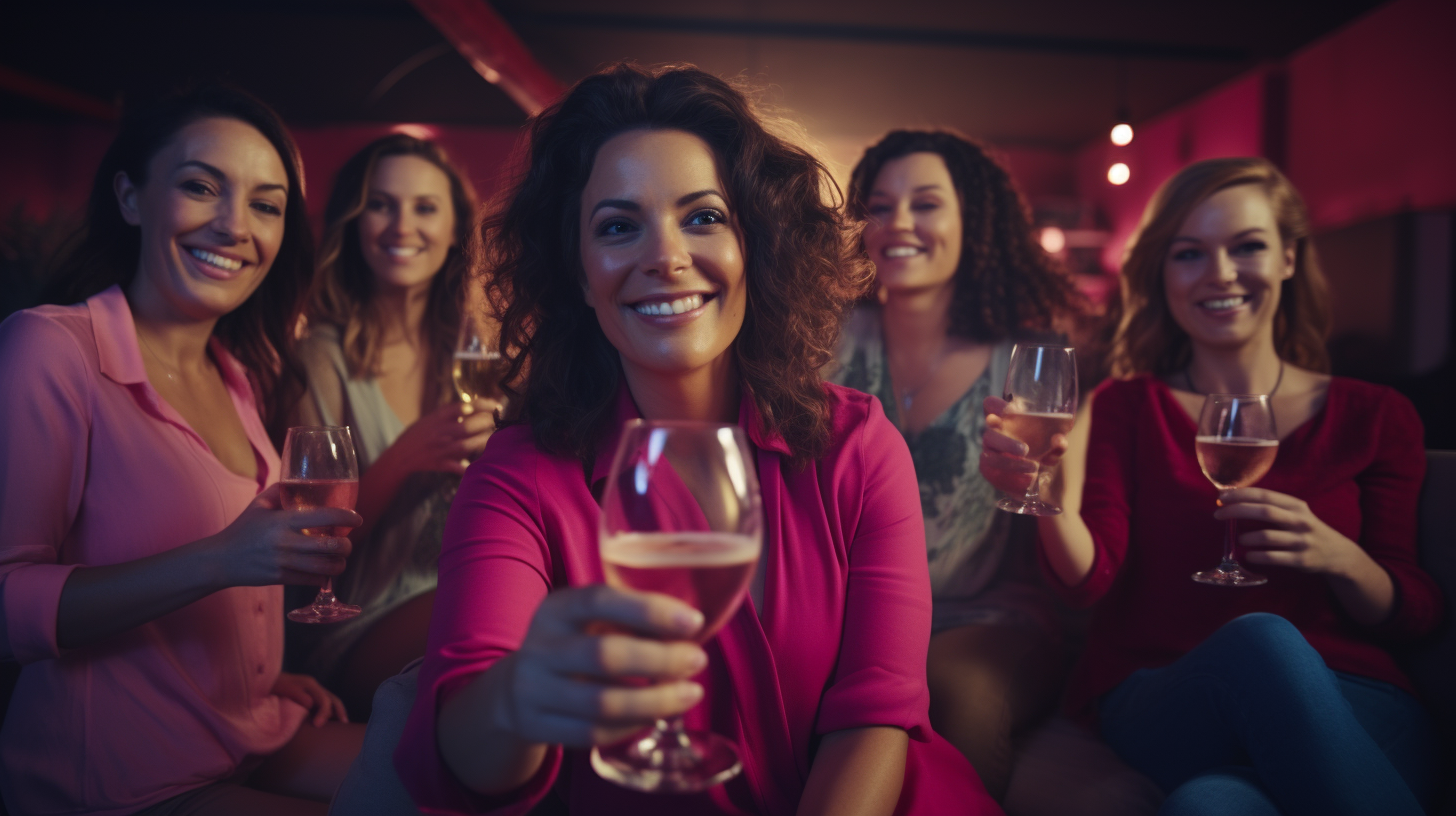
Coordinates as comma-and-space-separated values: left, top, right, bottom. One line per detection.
1281, 242, 1296, 281
114, 171, 142, 227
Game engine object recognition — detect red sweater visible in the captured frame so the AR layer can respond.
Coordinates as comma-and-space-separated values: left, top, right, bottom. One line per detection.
1051, 374, 1442, 723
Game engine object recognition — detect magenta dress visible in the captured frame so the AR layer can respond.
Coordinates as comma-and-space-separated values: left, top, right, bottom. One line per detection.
395, 383, 1000, 815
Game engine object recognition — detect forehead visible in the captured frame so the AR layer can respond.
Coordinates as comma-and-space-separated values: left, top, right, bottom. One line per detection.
153, 117, 287, 185
371, 154, 452, 194
1178, 183, 1277, 236
871, 151, 953, 194
583, 129, 723, 201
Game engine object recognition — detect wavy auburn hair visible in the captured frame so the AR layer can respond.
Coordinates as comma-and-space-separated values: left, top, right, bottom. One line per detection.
848, 130, 1077, 341
308, 135, 480, 412
1110, 157, 1330, 378
48, 83, 313, 445
486, 63, 871, 464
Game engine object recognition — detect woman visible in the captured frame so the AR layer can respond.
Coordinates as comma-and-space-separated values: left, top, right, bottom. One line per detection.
983, 157, 1440, 814
393, 64, 1000, 815
0, 86, 364, 815
831, 130, 1079, 800
292, 134, 492, 719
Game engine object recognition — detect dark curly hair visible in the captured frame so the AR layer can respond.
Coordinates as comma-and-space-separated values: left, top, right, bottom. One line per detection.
308, 134, 481, 413
847, 130, 1076, 342
47, 83, 314, 445
485, 63, 871, 464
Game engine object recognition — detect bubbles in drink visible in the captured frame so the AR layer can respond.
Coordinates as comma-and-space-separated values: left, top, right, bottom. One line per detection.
601, 532, 760, 642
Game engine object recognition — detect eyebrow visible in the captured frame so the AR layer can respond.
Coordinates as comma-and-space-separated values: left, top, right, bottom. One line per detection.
588, 189, 725, 218
178, 160, 288, 194
869, 183, 946, 197
1171, 227, 1267, 244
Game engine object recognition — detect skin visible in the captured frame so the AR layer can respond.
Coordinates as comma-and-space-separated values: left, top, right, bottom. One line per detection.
981, 184, 1396, 625
439, 129, 907, 814
54, 117, 364, 807
863, 152, 990, 432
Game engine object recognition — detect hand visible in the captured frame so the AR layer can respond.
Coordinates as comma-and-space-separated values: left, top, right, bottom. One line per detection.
388, 401, 501, 476
978, 395, 1070, 495
204, 484, 360, 588
1216, 487, 1364, 575
489, 585, 708, 749
272, 671, 350, 726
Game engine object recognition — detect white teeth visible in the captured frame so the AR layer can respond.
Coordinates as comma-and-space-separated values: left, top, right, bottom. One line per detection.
387, 247, 423, 257
1201, 296, 1247, 310
634, 293, 705, 316
884, 246, 920, 258
188, 248, 243, 271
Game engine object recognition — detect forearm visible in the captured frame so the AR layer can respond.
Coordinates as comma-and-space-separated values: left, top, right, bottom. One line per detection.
1327, 550, 1397, 627
797, 727, 907, 816
1036, 513, 1096, 587
438, 653, 549, 795
56, 539, 223, 649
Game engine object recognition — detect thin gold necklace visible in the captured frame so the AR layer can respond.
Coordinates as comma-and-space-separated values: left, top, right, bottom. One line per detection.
136, 330, 181, 383
1184, 359, 1284, 398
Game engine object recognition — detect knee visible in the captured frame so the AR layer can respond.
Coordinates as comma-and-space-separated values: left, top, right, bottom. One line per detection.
1209, 614, 1323, 681
1161, 768, 1278, 816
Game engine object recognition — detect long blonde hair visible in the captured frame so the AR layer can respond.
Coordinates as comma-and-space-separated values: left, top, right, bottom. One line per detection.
1109, 157, 1330, 378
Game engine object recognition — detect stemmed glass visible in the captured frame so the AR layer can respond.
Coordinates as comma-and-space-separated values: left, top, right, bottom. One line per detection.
452, 305, 509, 414
1193, 394, 1278, 586
996, 344, 1078, 516
282, 426, 363, 623
591, 420, 764, 793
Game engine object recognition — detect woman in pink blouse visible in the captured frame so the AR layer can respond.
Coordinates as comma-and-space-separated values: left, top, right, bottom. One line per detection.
393, 64, 1001, 815
0, 86, 364, 815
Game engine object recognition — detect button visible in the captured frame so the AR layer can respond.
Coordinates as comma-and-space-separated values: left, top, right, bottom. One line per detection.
256, 604, 264, 614
257, 664, 265, 674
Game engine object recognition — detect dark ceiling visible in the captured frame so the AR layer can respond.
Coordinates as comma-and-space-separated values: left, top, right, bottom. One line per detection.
1, 0, 1388, 150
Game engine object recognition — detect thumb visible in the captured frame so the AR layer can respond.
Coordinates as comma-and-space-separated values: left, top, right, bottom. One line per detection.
251, 483, 283, 511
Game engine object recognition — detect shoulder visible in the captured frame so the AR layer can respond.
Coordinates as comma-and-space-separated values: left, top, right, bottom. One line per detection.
1326, 376, 1423, 441
827, 306, 880, 387
0, 304, 95, 378
823, 382, 906, 469
469, 423, 578, 495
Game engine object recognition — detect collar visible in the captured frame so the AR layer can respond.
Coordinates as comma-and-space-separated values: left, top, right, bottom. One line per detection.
86, 284, 255, 395
588, 382, 791, 486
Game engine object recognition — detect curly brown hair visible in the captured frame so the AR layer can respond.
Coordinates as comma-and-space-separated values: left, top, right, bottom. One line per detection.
847, 130, 1077, 342
485, 63, 871, 464
307, 134, 481, 412
1110, 157, 1330, 378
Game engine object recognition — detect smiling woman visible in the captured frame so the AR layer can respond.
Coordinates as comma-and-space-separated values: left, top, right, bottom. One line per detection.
0, 85, 365, 815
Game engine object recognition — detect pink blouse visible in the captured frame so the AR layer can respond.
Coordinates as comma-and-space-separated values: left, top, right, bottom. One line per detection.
0, 287, 306, 816
395, 383, 1000, 815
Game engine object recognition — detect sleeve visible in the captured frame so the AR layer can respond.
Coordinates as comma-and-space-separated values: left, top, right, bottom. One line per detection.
1357, 389, 1442, 641
393, 429, 562, 815
1044, 378, 1137, 608
0, 311, 90, 664
815, 397, 934, 741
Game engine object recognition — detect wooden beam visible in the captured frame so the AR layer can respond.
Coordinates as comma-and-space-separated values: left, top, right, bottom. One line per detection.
408, 0, 565, 116
0, 65, 119, 121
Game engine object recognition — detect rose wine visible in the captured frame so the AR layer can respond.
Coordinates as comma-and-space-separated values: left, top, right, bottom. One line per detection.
1195, 436, 1278, 489
1000, 411, 1075, 460
601, 532, 760, 642
452, 351, 509, 405
280, 478, 359, 537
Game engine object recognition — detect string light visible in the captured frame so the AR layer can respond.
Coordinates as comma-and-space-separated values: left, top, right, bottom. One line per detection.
1108, 163, 1130, 185
1110, 123, 1134, 146
1040, 226, 1066, 254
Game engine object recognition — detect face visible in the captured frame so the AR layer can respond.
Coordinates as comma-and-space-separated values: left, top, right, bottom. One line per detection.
357, 154, 457, 293
579, 128, 747, 379
1163, 184, 1296, 352
118, 117, 288, 322
861, 151, 963, 294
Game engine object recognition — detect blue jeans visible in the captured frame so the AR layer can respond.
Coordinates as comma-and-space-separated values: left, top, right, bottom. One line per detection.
1099, 613, 1438, 816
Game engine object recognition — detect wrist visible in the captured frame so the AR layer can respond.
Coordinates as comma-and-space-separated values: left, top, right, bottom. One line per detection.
185, 534, 233, 593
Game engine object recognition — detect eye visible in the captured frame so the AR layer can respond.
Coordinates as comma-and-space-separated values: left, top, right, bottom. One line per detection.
365, 197, 390, 213
1171, 247, 1204, 262
181, 179, 214, 197
685, 208, 726, 228
866, 203, 893, 217
416, 202, 438, 216
1232, 240, 1268, 256
251, 201, 282, 216
596, 218, 636, 237
911, 199, 941, 212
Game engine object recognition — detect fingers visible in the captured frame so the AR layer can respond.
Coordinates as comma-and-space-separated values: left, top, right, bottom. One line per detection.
533, 632, 706, 681
251, 483, 283, 510
541, 585, 704, 641
288, 507, 362, 534
460, 408, 498, 434
982, 427, 1029, 458
983, 395, 1008, 417
1217, 488, 1301, 509
1214, 502, 1304, 528
512, 664, 704, 748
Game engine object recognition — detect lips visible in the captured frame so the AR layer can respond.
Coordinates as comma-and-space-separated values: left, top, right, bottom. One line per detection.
385, 246, 424, 258
882, 245, 923, 258
1198, 294, 1251, 312
185, 246, 248, 280
629, 292, 714, 318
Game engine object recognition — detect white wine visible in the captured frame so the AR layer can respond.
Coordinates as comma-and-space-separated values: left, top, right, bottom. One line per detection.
452, 351, 509, 405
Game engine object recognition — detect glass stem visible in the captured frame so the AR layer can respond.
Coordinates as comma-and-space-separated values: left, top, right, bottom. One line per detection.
1022, 464, 1042, 504
316, 578, 336, 604
1221, 518, 1239, 568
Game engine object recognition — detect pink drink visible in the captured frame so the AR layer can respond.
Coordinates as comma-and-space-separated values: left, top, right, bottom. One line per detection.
280, 479, 359, 537
1195, 437, 1278, 489
601, 532, 759, 642
1000, 411, 1075, 460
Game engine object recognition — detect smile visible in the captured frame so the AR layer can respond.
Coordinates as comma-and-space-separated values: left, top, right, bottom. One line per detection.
883, 246, 922, 258
386, 247, 423, 257
1199, 295, 1250, 311
633, 293, 707, 316
187, 248, 243, 272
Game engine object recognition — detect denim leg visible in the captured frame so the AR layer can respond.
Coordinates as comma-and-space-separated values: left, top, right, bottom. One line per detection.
1099, 613, 1427, 816
1159, 767, 1280, 816
1336, 670, 1441, 806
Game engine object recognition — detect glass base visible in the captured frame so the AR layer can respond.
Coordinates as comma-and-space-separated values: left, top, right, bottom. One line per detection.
287, 600, 362, 624
591, 725, 742, 793
1192, 564, 1267, 587
997, 496, 1062, 516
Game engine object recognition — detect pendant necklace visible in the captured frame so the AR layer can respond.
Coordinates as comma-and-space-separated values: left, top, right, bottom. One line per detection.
895, 346, 952, 414
137, 330, 180, 383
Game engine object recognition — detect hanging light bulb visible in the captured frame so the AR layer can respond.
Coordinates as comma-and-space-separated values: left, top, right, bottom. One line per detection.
1108, 163, 1130, 185
1040, 226, 1067, 254
1110, 122, 1134, 146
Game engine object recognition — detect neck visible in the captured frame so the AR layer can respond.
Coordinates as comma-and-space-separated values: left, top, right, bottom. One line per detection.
125, 279, 221, 375
621, 354, 740, 425
375, 281, 432, 345
880, 282, 955, 358
1185, 334, 1284, 395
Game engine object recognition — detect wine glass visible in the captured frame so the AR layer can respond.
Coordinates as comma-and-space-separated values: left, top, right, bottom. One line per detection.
1192, 394, 1278, 587
591, 420, 764, 793
282, 426, 362, 623
453, 308, 509, 414
996, 343, 1078, 516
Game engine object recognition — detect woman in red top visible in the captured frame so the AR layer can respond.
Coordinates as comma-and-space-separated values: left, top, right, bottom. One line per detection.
983, 157, 1440, 815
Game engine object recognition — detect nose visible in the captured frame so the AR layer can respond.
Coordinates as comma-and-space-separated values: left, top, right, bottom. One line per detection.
644, 222, 692, 277
211, 194, 250, 244
1211, 248, 1238, 284
889, 200, 915, 232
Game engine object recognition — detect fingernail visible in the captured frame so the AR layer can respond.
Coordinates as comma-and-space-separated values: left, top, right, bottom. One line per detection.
325, 538, 340, 551
687, 648, 707, 672
681, 682, 704, 704
675, 608, 704, 633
